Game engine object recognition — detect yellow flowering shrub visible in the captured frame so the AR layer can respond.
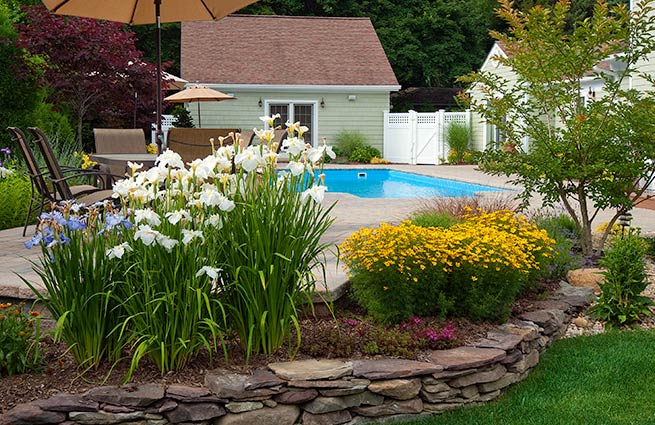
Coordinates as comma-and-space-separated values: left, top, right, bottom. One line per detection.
73, 151, 98, 169
146, 143, 158, 154
370, 157, 390, 164
341, 210, 555, 323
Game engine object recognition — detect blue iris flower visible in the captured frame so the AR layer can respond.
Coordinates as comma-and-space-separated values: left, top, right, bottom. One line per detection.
24, 233, 42, 249
66, 217, 86, 231
59, 234, 71, 245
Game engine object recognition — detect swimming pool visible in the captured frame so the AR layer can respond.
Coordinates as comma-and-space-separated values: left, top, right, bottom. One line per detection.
319, 169, 503, 198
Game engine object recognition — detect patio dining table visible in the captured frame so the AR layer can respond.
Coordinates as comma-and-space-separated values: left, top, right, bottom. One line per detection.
90, 153, 158, 169
90, 153, 158, 185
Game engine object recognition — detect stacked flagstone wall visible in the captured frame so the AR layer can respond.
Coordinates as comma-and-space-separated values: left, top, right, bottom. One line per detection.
0, 283, 594, 425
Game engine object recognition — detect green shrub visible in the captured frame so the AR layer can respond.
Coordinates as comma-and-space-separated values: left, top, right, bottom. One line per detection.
589, 231, 653, 327
534, 213, 582, 279
171, 105, 194, 128
335, 130, 366, 158
0, 301, 41, 376
446, 122, 471, 164
410, 211, 460, 229
640, 234, 655, 257
32, 100, 76, 150
0, 169, 33, 231
349, 145, 381, 163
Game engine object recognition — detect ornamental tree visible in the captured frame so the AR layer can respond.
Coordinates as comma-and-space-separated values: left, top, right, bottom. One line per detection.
18, 6, 161, 146
460, 0, 655, 257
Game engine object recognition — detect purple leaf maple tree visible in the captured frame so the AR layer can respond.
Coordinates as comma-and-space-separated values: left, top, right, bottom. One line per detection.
19, 6, 166, 145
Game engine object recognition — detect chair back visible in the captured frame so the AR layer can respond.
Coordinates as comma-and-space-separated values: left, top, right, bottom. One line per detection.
94, 128, 147, 154
166, 128, 240, 163
28, 127, 74, 200
237, 129, 255, 150
274, 128, 289, 153
7, 127, 54, 202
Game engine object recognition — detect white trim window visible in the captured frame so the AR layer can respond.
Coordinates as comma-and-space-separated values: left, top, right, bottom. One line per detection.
485, 116, 507, 150
264, 100, 319, 146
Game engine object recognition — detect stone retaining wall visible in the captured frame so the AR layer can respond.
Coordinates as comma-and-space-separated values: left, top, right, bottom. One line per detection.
1, 283, 594, 425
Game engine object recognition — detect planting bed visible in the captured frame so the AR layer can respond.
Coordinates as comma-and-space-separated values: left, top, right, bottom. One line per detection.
0, 281, 594, 424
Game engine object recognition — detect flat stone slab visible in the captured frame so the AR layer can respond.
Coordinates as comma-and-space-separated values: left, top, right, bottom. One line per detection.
352, 359, 442, 380
555, 281, 596, 299
350, 398, 423, 417
471, 330, 524, 352
84, 384, 165, 407
531, 300, 571, 312
274, 389, 319, 404
268, 359, 352, 381
244, 369, 287, 390
164, 402, 226, 423
2, 403, 67, 424
368, 378, 422, 400
36, 393, 98, 412
448, 365, 507, 388
429, 346, 506, 370
288, 378, 370, 389
302, 409, 352, 425
518, 309, 566, 332
205, 370, 284, 400
214, 404, 300, 425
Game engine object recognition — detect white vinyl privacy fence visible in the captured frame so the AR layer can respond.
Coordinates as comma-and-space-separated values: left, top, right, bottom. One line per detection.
383, 110, 470, 165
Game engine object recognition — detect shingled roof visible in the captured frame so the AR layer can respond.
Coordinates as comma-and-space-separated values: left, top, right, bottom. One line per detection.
181, 15, 399, 87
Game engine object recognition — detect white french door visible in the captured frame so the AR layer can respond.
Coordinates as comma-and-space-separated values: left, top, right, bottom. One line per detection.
265, 100, 318, 146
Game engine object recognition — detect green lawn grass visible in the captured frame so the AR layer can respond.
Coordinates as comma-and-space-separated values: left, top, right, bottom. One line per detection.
398, 329, 655, 425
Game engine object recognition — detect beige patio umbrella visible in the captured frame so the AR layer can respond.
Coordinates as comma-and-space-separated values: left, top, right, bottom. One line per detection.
165, 85, 235, 128
163, 72, 188, 91
40, 0, 260, 151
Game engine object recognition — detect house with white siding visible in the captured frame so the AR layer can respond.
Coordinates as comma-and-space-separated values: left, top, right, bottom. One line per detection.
470, 0, 655, 152
180, 15, 400, 151
469, 41, 626, 152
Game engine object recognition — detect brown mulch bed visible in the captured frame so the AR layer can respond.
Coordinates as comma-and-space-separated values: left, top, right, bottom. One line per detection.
0, 280, 560, 413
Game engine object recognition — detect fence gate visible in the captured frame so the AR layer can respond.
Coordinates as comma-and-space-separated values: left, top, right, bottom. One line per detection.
383, 110, 470, 165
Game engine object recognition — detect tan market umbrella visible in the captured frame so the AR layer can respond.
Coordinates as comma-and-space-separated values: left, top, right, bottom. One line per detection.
41, 0, 260, 151
165, 85, 235, 128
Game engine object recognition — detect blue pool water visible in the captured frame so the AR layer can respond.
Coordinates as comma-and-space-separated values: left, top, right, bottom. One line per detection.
319, 169, 503, 198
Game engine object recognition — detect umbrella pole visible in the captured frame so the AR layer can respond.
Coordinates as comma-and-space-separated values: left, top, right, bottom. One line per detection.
155, 0, 163, 153
197, 102, 201, 128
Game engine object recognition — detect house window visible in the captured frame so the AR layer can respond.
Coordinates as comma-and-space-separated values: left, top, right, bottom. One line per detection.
486, 117, 507, 150
266, 101, 317, 145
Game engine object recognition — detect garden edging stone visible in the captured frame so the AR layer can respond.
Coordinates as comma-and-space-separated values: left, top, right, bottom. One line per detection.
0, 284, 592, 425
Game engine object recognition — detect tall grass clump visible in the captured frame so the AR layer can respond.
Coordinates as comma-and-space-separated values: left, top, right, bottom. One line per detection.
24, 116, 336, 376
413, 195, 517, 220
341, 210, 554, 323
335, 130, 366, 158
446, 122, 471, 164
410, 211, 460, 229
